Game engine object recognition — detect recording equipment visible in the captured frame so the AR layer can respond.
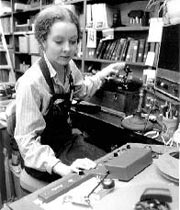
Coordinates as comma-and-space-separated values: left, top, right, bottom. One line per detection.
155, 24, 180, 101
104, 147, 152, 181
38, 145, 152, 203
134, 188, 172, 210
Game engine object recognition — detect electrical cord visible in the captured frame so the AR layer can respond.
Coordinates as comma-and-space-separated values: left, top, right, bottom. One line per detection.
86, 170, 110, 199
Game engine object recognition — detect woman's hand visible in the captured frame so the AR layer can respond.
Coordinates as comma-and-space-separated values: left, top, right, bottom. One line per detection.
96, 62, 126, 81
52, 158, 97, 176
52, 162, 72, 176
70, 158, 97, 173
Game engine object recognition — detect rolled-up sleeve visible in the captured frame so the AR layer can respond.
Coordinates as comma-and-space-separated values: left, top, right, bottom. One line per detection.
70, 60, 102, 99
14, 74, 60, 174
14, 60, 103, 174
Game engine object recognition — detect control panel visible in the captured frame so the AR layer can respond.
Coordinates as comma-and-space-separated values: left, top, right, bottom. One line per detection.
143, 88, 179, 120
155, 77, 180, 101
38, 145, 152, 203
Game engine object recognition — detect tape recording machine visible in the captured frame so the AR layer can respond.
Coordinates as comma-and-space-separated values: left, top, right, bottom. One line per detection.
155, 23, 180, 102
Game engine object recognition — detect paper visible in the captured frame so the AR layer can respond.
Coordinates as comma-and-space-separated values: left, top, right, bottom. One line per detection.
145, 51, 155, 66
143, 68, 156, 85
87, 28, 97, 48
147, 18, 163, 43
102, 28, 114, 40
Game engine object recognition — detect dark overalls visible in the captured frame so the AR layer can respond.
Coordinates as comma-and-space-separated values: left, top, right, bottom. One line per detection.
25, 56, 106, 182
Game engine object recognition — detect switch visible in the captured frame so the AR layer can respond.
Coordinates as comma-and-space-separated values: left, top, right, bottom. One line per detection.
113, 152, 118, 157
126, 144, 131, 149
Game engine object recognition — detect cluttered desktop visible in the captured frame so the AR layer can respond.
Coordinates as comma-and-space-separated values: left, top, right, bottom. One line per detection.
1, 24, 179, 210
2, 143, 179, 210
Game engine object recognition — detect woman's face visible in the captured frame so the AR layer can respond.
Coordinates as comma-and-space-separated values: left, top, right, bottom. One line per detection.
43, 20, 78, 66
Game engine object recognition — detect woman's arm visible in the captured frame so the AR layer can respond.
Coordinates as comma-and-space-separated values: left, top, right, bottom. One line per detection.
71, 60, 125, 99
14, 75, 60, 175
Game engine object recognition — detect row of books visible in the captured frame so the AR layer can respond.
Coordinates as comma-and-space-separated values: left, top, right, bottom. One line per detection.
94, 37, 155, 63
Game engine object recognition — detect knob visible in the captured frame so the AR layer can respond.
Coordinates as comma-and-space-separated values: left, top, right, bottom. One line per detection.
156, 80, 161, 86
102, 179, 115, 189
126, 144, 131, 149
160, 82, 168, 90
113, 152, 118, 157
173, 88, 178, 96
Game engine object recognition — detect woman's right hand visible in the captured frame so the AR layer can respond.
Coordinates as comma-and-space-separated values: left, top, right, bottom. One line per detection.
53, 158, 97, 176
96, 62, 126, 81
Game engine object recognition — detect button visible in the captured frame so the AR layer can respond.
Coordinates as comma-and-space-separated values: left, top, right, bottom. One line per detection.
113, 152, 118, 157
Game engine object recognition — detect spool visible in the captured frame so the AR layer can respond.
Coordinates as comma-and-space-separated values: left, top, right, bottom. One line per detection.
102, 178, 115, 189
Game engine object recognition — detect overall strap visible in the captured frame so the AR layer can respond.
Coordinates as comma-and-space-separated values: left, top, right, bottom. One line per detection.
68, 71, 74, 101
39, 56, 74, 97
39, 56, 55, 94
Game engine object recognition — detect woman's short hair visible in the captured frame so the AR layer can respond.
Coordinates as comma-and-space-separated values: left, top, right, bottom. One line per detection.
34, 5, 81, 45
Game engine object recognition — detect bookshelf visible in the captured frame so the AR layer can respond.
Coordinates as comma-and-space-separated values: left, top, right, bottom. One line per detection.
81, 0, 158, 79
70, 0, 159, 78
0, 0, 159, 81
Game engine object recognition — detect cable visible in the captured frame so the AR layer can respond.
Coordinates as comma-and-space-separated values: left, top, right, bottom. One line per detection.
86, 170, 110, 199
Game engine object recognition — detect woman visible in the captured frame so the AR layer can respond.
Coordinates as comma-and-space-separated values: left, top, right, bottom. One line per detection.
13, 5, 125, 182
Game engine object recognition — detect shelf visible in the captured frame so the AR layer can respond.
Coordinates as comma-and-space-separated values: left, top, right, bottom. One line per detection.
15, 69, 24, 74
86, 26, 149, 32
15, 51, 28, 54
83, 58, 146, 66
3, 32, 13, 36
15, 51, 40, 56
0, 66, 11, 70
114, 26, 149, 32
0, 13, 11, 18
14, 31, 34, 35
13, 7, 40, 15
13, 4, 54, 15
0, 47, 13, 52
65, 0, 85, 4
73, 56, 83, 61
70, 0, 149, 4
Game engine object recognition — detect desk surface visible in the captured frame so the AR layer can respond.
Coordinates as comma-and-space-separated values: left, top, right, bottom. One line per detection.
4, 143, 179, 210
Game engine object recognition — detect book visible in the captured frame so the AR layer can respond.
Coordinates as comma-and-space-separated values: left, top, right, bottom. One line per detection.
136, 38, 146, 63
86, 4, 93, 28
106, 40, 117, 60
120, 38, 131, 61
103, 40, 113, 59
98, 40, 109, 59
143, 40, 149, 63
95, 39, 104, 58
125, 39, 138, 62
153, 42, 160, 66
131, 39, 139, 63
114, 38, 126, 61
111, 39, 120, 60
149, 42, 156, 52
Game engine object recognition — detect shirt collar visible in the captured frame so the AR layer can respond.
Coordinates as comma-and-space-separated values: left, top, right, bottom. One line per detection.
43, 52, 71, 87
43, 52, 57, 79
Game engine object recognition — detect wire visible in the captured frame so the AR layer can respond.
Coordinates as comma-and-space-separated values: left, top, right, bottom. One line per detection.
3, 203, 14, 210
86, 171, 110, 199
142, 89, 156, 135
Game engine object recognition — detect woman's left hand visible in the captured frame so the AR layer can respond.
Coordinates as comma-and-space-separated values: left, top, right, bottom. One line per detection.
96, 62, 126, 81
